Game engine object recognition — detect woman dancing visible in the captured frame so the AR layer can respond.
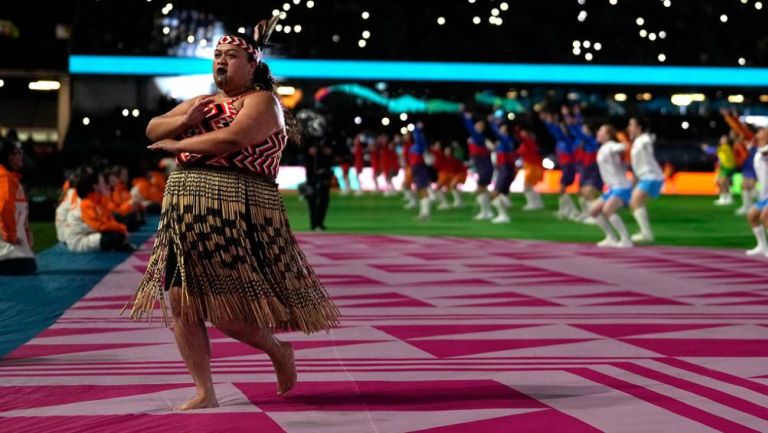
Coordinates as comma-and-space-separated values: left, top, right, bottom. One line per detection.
124, 17, 339, 410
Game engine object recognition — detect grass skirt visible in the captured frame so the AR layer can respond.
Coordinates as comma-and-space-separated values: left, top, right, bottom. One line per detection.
124, 165, 340, 334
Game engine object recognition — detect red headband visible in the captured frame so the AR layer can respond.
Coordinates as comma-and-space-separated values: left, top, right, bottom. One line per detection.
217, 35, 260, 61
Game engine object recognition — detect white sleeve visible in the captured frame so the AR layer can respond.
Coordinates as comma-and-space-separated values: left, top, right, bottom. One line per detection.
606, 142, 627, 154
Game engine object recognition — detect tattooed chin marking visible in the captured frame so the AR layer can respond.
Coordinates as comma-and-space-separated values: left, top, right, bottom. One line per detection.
215, 72, 228, 86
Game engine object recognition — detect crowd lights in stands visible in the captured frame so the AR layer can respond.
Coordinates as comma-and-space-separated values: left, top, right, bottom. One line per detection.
28, 80, 60, 91
670, 93, 705, 106
277, 86, 296, 95
637, 92, 653, 101
121, 109, 141, 117
728, 94, 745, 103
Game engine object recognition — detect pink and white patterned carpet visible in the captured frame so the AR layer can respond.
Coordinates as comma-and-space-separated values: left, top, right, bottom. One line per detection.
2, 234, 768, 433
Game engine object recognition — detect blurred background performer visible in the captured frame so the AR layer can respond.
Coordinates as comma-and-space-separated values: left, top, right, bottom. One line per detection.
627, 117, 665, 243
303, 137, 334, 231
0, 141, 36, 275
590, 125, 633, 248
461, 112, 494, 220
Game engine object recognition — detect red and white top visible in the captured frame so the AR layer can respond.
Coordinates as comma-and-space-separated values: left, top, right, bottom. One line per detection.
176, 92, 288, 178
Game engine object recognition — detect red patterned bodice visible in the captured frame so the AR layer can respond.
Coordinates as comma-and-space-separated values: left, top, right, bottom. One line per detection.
176, 92, 287, 178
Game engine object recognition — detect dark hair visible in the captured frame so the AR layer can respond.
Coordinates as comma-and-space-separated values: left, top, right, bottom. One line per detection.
231, 33, 303, 146
0, 140, 21, 171
631, 116, 650, 132
75, 168, 101, 199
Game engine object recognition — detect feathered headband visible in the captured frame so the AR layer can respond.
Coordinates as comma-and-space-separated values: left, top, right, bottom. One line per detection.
216, 15, 280, 63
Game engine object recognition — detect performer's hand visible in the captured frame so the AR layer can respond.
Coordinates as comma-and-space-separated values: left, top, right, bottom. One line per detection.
147, 139, 181, 154
183, 96, 214, 127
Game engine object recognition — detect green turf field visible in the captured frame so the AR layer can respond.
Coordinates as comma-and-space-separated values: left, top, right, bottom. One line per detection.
30, 222, 59, 253
281, 192, 754, 249
29, 192, 755, 252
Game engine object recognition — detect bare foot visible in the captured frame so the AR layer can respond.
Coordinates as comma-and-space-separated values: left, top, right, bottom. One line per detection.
272, 341, 297, 395
175, 393, 219, 410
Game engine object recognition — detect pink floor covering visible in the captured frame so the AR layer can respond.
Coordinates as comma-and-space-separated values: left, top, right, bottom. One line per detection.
2, 234, 768, 433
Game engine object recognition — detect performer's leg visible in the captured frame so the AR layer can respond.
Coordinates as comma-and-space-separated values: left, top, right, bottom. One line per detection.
318, 186, 331, 229
169, 286, 218, 410
306, 192, 319, 230
215, 320, 297, 395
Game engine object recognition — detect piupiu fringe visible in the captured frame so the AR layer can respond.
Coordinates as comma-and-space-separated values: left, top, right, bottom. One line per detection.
122, 165, 340, 334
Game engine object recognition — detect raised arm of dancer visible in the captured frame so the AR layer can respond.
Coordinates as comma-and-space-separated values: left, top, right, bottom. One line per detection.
145, 95, 214, 142
722, 110, 754, 141
567, 123, 597, 149
604, 141, 627, 154
543, 119, 568, 143
487, 118, 504, 139
460, 113, 485, 145
487, 118, 517, 149
149, 92, 281, 155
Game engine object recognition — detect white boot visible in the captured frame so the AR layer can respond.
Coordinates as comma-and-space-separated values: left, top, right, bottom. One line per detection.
631, 207, 655, 242
714, 192, 733, 206
594, 214, 618, 247
427, 188, 438, 204
491, 195, 511, 224
437, 190, 451, 210
557, 194, 577, 219
575, 197, 590, 221
474, 192, 493, 220
522, 189, 543, 210
735, 189, 753, 215
569, 196, 583, 221
714, 193, 726, 205
746, 226, 768, 256
608, 214, 633, 248
418, 197, 431, 220
403, 190, 417, 209
451, 189, 463, 208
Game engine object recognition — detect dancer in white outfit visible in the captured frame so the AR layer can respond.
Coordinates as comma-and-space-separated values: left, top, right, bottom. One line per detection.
627, 117, 664, 243
589, 125, 633, 248
745, 128, 768, 256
